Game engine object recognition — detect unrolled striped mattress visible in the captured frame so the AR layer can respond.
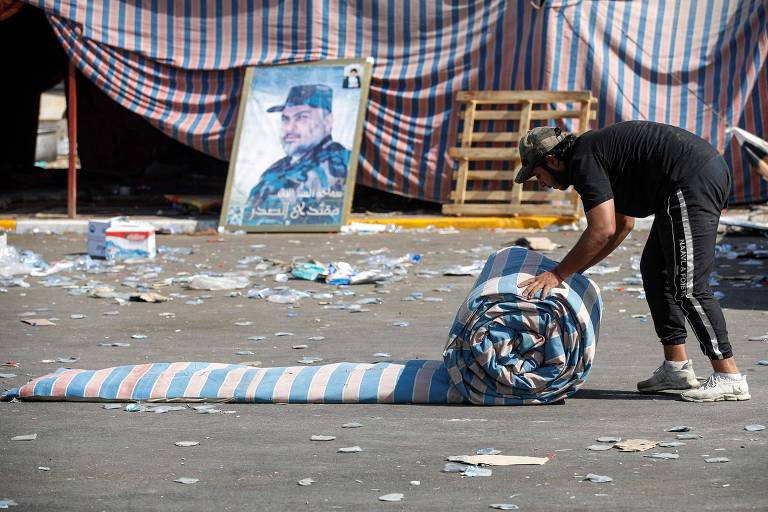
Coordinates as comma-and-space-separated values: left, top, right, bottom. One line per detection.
3, 247, 602, 405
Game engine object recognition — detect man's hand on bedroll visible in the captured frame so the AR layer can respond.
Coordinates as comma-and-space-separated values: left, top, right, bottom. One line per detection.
520, 270, 563, 299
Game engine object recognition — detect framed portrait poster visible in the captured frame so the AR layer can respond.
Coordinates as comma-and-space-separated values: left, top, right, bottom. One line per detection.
220, 58, 373, 232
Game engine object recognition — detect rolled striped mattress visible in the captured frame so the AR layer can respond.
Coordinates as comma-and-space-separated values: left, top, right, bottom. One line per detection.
3, 247, 602, 405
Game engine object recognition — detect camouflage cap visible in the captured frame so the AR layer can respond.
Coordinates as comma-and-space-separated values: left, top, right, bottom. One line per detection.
267, 84, 333, 113
515, 126, 566, 183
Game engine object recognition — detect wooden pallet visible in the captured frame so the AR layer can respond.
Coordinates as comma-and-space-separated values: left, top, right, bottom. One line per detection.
443, 91, 596, 217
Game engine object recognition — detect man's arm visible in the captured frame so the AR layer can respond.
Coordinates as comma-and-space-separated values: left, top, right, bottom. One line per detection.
575, 212, 634, 273
549, 199, 618, 279
519, 199, 619, 299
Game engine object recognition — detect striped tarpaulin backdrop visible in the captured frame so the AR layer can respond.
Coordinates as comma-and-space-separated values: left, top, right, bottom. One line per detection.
24, 0, 768, 204
724, 63, 768, 204
3, 248, 602, 405
547, 0, 768, 205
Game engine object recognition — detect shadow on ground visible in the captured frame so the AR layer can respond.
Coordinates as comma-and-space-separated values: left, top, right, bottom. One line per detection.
573, 388, 682, 401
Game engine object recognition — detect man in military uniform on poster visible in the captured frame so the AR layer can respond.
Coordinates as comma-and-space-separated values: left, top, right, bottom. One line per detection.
244, 84, 350, 225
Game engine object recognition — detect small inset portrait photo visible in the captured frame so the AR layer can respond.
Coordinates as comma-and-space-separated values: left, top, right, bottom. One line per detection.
342, 65, 362, 89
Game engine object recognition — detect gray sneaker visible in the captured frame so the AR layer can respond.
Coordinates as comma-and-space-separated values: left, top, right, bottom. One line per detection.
681, 374, 750, 402
637, 360, 700, 393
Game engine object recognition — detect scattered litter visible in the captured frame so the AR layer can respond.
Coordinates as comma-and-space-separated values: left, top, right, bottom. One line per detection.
446, 455, 548, 466
338, 446, 363, 453
186, 274, 250, 290
748, 335, 768, 342
193, 405, 221, 414
513, 237, 559, 251
175, 441, 199, 447
392, 321, 410, 327
149, 405, 186, 413
705, 457, 729, 463
292, 345, 308, 350
247, 336, 266, 341
99, 342, 131, 347
234, 321, 253, 326
307, 336, 325, 341
719, 216, 768, 232
124, 403, 143, 412
158, 245, 194, 256
235, 351, 256, 356
757, 360, 768, 366
174, 477, 199, 484
298, 356, 323, 365
1, 278, 30, 288
274, 332, 294, 337
476, 448, 501, 455
614, 439, 656, 452
0, 499, 17, 508
38, 467, 50, 471
102, 404, 122, 409
292, 262, 327, 281
585, 265, 621, 275
372, 352, 391, 358
378, 493, 404, 502
131, 292, 169, 303
409, 481, 420, 486
443, 462, 471, 473
658, 441, 686, 448
583, 474, 613, 483
57, 357, 79, 363
20, 319, 56, 326
441, 262, 484, 276
10, 434, 37, 441
586, 444, 613, 451
69, 314, 86, 319
0, 374, 17, 379
310, 435, 336, 441
297, 478, 315, 486
643, 453, 680, 460
489, 505, 519, 511
461, 465, 493, 477
744, 424, 765, 432
676, 433, 702, 440
342, 422, 363, 429
667, 426, 691, 432
596, 436, 621, 443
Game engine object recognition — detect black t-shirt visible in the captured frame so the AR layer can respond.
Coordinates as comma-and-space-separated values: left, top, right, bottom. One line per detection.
567, 121, 719, 217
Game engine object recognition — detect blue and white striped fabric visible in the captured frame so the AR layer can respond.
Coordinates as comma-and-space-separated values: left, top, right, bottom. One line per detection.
3, 248, 602, 405
4, 361, 462, 404
443, 247, 601, 405
21, 0, 768, 204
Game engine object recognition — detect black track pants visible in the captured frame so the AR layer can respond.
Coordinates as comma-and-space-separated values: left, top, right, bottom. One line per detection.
640, 157, 732, 360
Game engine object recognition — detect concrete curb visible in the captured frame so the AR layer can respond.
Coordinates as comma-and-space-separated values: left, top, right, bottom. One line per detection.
350, 215, 577, 230
0, 215, 579, 234
0, 218, 218, 235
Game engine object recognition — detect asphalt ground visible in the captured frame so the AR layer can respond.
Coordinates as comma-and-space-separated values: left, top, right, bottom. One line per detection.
1, 228, 766, 511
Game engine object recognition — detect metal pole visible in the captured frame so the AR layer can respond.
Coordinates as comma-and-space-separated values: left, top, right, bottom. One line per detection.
67, 61, 77, 218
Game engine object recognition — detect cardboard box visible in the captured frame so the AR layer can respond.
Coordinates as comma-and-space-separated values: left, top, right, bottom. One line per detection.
88, 218, 156, 260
